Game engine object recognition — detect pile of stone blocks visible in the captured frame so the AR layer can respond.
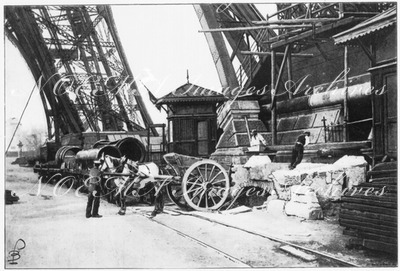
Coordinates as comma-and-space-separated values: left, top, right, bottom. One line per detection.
285, 185, 324, 220
227, 154, 368, 220
270, 156, 368, 218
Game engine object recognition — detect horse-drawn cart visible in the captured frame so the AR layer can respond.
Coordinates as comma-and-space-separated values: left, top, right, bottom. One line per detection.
34, 147, 235, 212
162, 153, 232, 211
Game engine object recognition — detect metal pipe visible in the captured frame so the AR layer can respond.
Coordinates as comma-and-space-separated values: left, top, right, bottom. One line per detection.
252, 18, 340, 25
240, 51, 313, 58
261, 83, 371, 113
199, 25, 314, 33
271, 50, 277, 145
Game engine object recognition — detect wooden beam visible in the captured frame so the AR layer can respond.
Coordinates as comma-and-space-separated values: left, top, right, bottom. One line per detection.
101, 6, 158, 135
343, 45, 349, 142
315, 42, 329, 61
252, 18, 340, 25
199, 24, 313, 33
275, 45, 290, 92
270, 17, 362, 49
240, 51, 314, 58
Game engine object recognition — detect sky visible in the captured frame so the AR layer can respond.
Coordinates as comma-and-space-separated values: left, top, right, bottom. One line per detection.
4, 3, 274, 147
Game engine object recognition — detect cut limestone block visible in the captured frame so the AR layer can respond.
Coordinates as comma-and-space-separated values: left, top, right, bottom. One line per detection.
244, 155, 272, 168
272, 163, 326, 186
285, 201, 324, 220
333, 155, 367, 189
249, 163, 288, 181
290, 185, 320, 204
266, 199, 286, 216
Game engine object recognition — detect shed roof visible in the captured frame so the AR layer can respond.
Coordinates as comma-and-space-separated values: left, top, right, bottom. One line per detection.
333, 7, 396, 45
156, 83, 227, 105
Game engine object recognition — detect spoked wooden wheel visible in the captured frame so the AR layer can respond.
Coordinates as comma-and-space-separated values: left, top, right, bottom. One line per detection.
182, 160, 230, 211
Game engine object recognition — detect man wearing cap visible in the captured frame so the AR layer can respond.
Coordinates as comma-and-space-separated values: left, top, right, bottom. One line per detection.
250, 129, 267, 148
86, 161, 103, 218
289, 131, 311, 170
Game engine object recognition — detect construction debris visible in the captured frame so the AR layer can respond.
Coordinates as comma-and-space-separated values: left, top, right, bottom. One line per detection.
280, 245, 318, 262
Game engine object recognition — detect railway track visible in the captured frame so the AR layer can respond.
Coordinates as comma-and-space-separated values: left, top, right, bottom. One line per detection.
130, 206, 360, 268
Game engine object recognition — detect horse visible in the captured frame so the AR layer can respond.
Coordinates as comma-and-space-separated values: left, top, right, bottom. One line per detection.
98, 154, 163, 215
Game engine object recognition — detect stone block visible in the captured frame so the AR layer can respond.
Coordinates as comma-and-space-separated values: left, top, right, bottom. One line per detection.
272, 169, 305, 186
285, 201, 324, 220
218, 100, 260, 127
290, 185, 319, 204
294, 115, 315, 129
248, 162, 289, 181
230, 100, 260, 110
244, 155, 272, 168
345, 166, 366, 189
277, 117, 297, 132
277, 185, 291, 201
231, 165, 250, 187
266, 199, 286, 215
233, 119, 268, 134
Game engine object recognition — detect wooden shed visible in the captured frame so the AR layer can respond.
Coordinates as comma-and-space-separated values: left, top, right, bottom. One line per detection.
156, 83, 227, 157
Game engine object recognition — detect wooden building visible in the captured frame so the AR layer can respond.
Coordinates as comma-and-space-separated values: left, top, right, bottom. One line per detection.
334, 7, 397, 161
333, 6, 397, 253
156, 83, 227, 157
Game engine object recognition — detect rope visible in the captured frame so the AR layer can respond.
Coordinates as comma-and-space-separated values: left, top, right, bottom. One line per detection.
5, 82, 37, 154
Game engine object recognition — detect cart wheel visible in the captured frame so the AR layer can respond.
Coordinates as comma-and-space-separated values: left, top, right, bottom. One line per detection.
182, 160, 230, 211
161, 167, 189, 209
166, 181, 190, 209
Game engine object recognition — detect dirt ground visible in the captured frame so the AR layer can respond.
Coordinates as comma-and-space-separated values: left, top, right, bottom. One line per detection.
4, 157, 398, 268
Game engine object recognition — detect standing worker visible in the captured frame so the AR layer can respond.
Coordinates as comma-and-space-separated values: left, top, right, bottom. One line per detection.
250, 129, 267, 148
289, 131, 311, 170
86, 161, 103, 218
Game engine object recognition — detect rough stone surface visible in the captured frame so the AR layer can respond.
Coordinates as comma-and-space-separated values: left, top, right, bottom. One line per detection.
244, 155, 272, 168
271, 158, 367, 214
266, 199, 286, 216
215, 100, 268, 150
284, 185, 324, 220
290, 185, 320, 204
211, 147, 249, 165
285, 201, 324, 220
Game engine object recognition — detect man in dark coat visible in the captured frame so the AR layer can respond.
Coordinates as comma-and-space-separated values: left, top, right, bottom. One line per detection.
86, 162, 103, 218
289, 131, 310, 170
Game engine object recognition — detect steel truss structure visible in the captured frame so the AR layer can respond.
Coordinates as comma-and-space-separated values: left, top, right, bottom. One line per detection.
5, 6, 155, 143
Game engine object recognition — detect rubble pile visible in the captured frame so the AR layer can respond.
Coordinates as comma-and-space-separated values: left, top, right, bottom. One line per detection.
231, 155, 369, 220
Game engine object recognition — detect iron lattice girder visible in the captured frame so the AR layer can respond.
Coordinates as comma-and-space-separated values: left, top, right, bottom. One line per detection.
43, 37, 115, 47
5, 7, 85, 138
6, 5, 154, 137
213, 3, 275, 83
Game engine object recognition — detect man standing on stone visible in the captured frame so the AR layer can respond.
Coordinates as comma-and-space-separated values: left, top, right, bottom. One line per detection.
250, 129, 267, 148
289, 131, 310, 170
